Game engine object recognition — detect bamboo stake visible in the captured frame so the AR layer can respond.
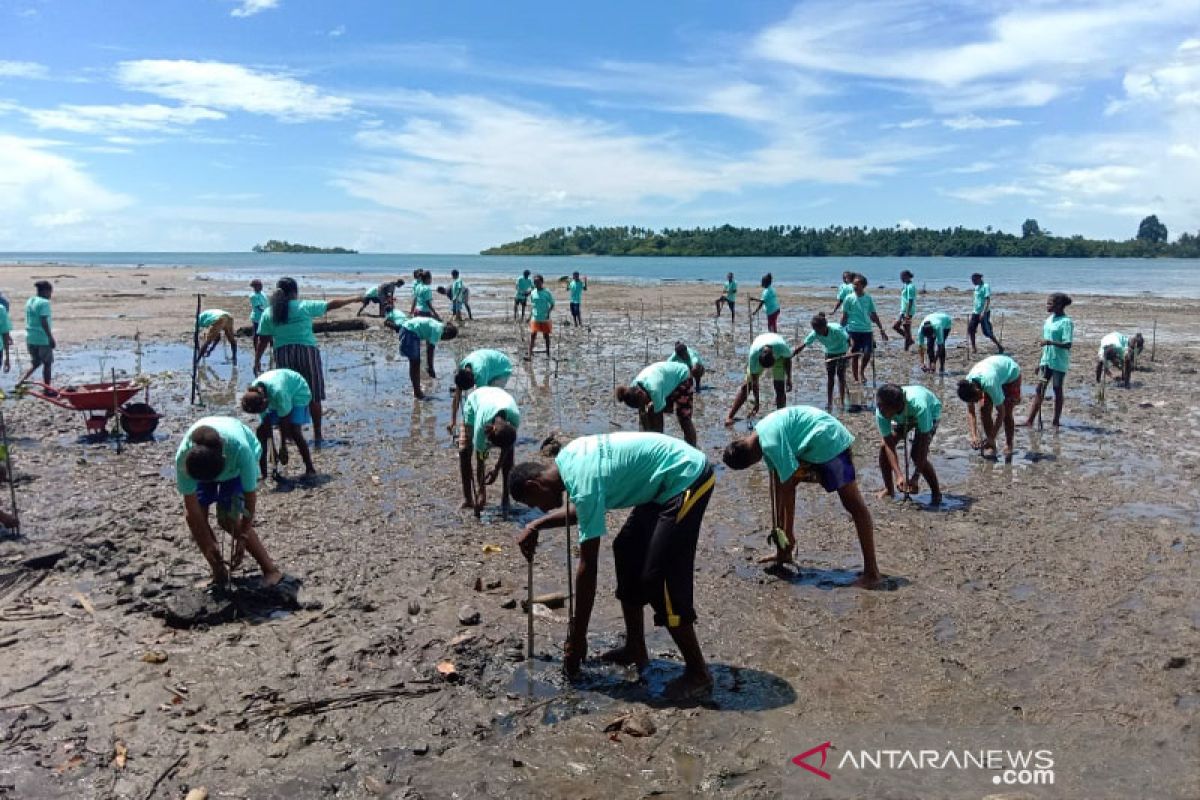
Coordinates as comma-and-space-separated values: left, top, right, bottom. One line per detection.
0, 407, 19, 532
190, 294, 202, 405
1151, 319, 1157, 362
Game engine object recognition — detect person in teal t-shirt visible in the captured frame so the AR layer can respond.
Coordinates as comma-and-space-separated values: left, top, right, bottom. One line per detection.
409, 271, 440, 320
875, 383, 942, 506
890, 270, 917, 350
840, 274, 889, 384
792, 312, 851, 410
714, 272, 737, 322
357, 277, 405, 318
832, 270, 857, 314
1023, 293, 1073, 428
447, 269, 468, 322
249, 279, 268, 352
510, 432, 716, 700
513, 270, 533, 321
1096, 331, 1144, 388
722, 406, 883, 587
526, 274, 555, 360
918, 311, 953, 374
449, 348, 513, 430
751, 272, 781, 333
175, 416, 283, 588
957, 354, 1022, 458
567, 271, 587, 327
240, 368, 316, 478
458, 386, 520, 516
668, 341, 706, 391
617, 361, 697, 446
387, 314, 458, 399
18, 281, 55, 386
725, 332, 793, 426
0, 302, 12, 374
197, 308, 237, 364
968, 272, 1004, 354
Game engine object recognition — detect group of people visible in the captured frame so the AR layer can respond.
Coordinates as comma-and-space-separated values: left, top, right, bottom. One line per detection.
167, 267, 1146, 702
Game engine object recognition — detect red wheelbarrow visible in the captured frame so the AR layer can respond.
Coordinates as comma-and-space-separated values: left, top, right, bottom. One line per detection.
26, 380, 162, 438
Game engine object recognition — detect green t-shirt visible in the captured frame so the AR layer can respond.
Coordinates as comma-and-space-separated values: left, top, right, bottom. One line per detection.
724, 280, 737, 301
967, 355, 1021, 406
754, 406, 855, 481
385, 309, 408, 328
514, 276, 533, 300
529, 288, 555, 321
1039, 314, 1073, 373
555, 432, 708, 543
900, 283, 916, 316
836, 283, 854, 303
747, 333, 791, 377
632, 361, 692, 413
450, 278, 465, 302
174, 416, 262, 495
568, 279, 585, 304
413, 283, 434, 313
803, 322, 850, 356
668, 345, 704, 369
0, 305, 11, 336
400, 316, 445, 344
463, 387, 520, 455
920, 312, 953, 345
841, 292, 876, 333
25, 296, 51, 346
364, 286, 380, 300
761, 286, 780, 315
256, 300, 329, 348
249, 291, 268, 323
875, 385, 942, 437
197, 310, 229, 328
972, 282, 991, 314
460, 349, 512, 387
252, 368, 312, 418
1099, 332, 1128, 360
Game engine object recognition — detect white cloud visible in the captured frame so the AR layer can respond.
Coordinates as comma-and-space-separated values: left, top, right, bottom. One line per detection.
0, 60, 47, 79
949, 161, 997, 174
896, 219, 916, 230
945, 183, 1045, 204
24, 103, 226, 134
0, 136, 132, 236
230, 0, 279, 18
328, 25, 346, 38
117, 60, 351, 121
886, 118, 933, 130
942, 114, 1021, 131
1111, 38, 1200, 113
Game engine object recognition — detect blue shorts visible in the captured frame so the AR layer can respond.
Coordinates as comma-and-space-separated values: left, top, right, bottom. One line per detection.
399, 329, 421, 361
1038, 365, 1065, 390
814, 449, 856, 493
263, 405, 312, 426
969, 311, 994, 338
848, 331, 874, 355
569, 302, 581, 317
196, 477, 246, 517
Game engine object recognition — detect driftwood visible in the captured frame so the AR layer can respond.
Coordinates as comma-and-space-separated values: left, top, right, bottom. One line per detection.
246, 683, 439, 719
236, 319, 369, 337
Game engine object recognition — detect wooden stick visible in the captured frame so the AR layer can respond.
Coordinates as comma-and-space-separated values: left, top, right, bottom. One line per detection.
0, 408, 19, 532
564, 495, 574, 626
526, 556, 535, 660
189, 294, 202, 405
1151, 319, 1157, 362
142, 752, 186, 800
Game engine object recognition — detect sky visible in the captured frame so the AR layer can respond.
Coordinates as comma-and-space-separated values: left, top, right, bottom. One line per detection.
1, 0, 1198, 253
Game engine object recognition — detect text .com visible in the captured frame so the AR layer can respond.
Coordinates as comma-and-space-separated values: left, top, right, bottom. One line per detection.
793, 742, 1055, 786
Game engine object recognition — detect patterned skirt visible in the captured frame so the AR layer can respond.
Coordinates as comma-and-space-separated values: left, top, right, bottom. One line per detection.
275, 344, 325, 401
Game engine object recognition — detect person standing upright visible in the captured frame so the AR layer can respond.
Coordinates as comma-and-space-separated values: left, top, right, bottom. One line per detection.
968, 273, 1004, 354
18, 281, 54, 386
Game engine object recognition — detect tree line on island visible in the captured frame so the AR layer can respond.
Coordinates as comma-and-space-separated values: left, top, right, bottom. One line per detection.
252, 240, 358, 254
481, 215, 1198, 258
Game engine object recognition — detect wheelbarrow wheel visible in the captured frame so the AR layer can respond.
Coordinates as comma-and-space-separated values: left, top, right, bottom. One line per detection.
120, 402, 160, 439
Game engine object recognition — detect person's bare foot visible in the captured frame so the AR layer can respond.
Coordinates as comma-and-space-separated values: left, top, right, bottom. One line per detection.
413, 391, 426, 400
929, 493, 943, 506
663, 670, 714, 702
723, 417, 735, 427
261, 569, 284, 588
302, 467, 317, 479
600, 644, 649, 670
230, 539, 246, 570
852, 571, 885, 590
876, 487, 894, 499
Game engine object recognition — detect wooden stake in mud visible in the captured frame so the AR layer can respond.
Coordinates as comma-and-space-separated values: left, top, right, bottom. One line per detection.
526, 556, 535, 659
997, 313, 1005, 351
747, 296, 754, 336
901, 429, 911, 502
0, 407, 19, 533
564, 494, 574, 625
189, 293, 203, 405
111, 368, 122, 454
1151, 319, 1157, 362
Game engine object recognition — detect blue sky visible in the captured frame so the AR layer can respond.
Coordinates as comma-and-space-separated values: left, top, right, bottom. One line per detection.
1, 0, 1198, 252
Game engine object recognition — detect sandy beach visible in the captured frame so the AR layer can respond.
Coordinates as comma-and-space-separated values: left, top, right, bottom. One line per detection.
0, 263, 1197, 799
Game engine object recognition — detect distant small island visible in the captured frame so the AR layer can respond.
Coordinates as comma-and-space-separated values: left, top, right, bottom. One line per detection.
482, 216, 1200, 258
252, 239, 358, 254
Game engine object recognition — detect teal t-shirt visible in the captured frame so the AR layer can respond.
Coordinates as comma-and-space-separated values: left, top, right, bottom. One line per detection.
514, 276, 533, 300
460, 349, 512, 387
413, 283, 434, 313
875, 385, 942, 437
841, 292, 877, 333
1099, 332, 1128, 359
555, 432, 708, 543
632, 361, 692, 413
1039, 314, 1073, 373
972, 283, 991, 314
25, 296, 51, 346
450, 278, 465, 301
252, 368, 312, 418
256, 300, 329, 348
761, 286, 779, 315
385, 309, 407, 328
175, 416, 262, 495
754, 406, 855, 481
249, 291, 268, 323
920, 312, 953, 345
724, 280, 737, 301
364, 286, 380, 300
198, 309, 229, 328
747, 333, 791, 376
967, 355, 1021, 406
900, 283, 916, 316
529, 288, 555, 321
400, 316, 445, 344
463, 387, 520, 455
568, 279, 585, 304
668, 345, 704, 369
0, 305, 11, 336
803, 322, 850, 356
836, 283, 853, 303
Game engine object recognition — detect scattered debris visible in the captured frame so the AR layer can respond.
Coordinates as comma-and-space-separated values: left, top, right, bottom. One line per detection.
603, 712, 657, 737
112, 741, 128, 769
140, 650, 168, 664
457, 605, 481, 626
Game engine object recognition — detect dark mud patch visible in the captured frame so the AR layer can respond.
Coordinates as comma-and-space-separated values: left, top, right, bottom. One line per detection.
157, 574, 305, 628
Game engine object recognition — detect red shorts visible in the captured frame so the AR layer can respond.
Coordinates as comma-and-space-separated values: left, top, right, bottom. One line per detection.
1003, 377, 1022, 404
530, 320, 552, 334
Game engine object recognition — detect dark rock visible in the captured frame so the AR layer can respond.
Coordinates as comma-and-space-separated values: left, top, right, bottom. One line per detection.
1165, 656, 1189, 669
20, 547, 66, 570
499, 598, 517, 610
457, 606, 481, 626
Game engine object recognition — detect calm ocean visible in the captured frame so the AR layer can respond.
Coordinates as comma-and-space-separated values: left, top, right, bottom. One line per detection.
2, 252, 1198, 298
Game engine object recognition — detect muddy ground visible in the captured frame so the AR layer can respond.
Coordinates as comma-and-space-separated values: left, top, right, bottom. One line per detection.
0, 264, 1197, 799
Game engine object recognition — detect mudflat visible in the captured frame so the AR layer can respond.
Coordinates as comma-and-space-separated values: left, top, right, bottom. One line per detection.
0, 264, 1197, 799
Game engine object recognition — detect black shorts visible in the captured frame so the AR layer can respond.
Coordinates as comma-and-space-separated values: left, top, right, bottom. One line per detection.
612, 464, 714, 628
825, 353, 848, 380
849, 331, 874, 355
968, 311, 994, 338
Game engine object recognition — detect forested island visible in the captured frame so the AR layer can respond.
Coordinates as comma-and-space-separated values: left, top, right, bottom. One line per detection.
252, 240, 358, 254
482, 216, 1200, 258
